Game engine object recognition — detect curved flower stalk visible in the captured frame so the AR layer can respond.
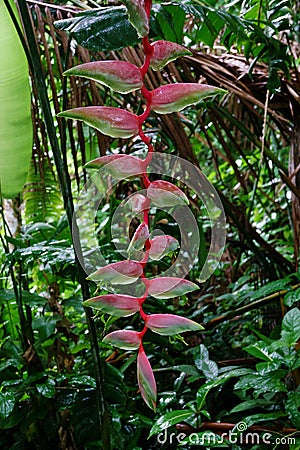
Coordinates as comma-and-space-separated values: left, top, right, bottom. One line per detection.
59, 0, 225, 410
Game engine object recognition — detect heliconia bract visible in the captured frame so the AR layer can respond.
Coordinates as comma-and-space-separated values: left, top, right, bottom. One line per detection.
61, 0, 208, 411
148, 277, 198, 299
121, 0, 149, 38
149, 235, 179, 260
151, 83, 226, 114
128, 222, 150, 254
58, 106, 139, 138
103, 330, 141, 350
85, 154, 147, 179
127, 194, 150, 214
150, 40, 192, 71
64, 60, 143, 94
83, 294, 141, 317
145, 313, 204, 335
87, 260, 143, 285
137, 345, 157, 411
147, 180, 189, 207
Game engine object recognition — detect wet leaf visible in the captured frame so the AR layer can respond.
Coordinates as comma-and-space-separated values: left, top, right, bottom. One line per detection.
36, 378, 56, 398
196, 359, 218, 380
244, 343, 273, 361
58, 106, 139, 139
286, 391, 300, 429
284, 287, 300, 307
32, 316, 58, 341
0, 392, 16, 419
281, 307, 300, 345
55, 6, 139, 52
194, 344, 218, 380
149, 410, 193, 437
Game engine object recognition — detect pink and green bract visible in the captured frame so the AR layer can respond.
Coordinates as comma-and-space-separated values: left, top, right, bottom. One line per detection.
60, 0, 225, 410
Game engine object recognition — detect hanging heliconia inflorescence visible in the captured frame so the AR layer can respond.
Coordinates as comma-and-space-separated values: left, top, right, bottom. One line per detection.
59, 0, 225, 410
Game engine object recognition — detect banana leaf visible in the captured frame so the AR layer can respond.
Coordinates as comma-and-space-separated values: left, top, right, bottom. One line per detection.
0, 0, 32, 198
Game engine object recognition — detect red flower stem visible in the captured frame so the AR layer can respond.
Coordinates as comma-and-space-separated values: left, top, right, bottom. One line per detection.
139, 127, 151, 144
138, 324, 148, 339
142, 173, 150, 188
139, 17, 154, 188
144, 0, 152, 19
139, 306, 148, 322
137, 0, 154, 344
143, 208, 149, 226
141, 85, 152, 102
139, 282, 149, 301
140, 38, 153, 76
139, 342, 145, 353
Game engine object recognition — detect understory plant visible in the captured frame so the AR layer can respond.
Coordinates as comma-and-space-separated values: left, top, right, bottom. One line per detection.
59, 0, 225, 410
149, 307, 300, 446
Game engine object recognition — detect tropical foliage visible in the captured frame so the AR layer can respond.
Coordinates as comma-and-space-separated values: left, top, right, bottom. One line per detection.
0, 0, 299, 449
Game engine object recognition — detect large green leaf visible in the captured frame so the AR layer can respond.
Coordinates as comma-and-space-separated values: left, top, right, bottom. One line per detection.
281, 308, 300, 346
148, 410, 194, 438
234, 370, 287, 396
152, 4, 186, 43
36, 378, 56, 398
232, 411, 286, 430
230, 399, 273, 414
286, 390, 300, 429
196, 10, 226, 47
0, 289, 46, 306
195, 368, 255, 411
284, 287, 300, 307
32, 316, 59, 341
24, 158, 62, 224
0, 0, 32, 198
0, 392, 16, 419
55, 6, 139, 52
103, 382, 127, 405
194, 344, 218, 380
244, 343, 274, 361
55, 4, 188, 53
